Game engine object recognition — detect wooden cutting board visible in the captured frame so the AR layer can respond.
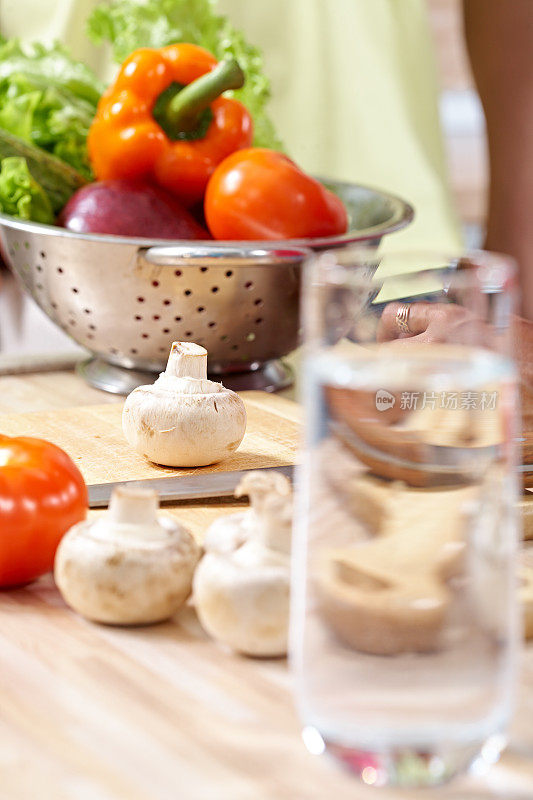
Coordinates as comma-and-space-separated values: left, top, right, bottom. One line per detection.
2, 390, 533, 540
0, 391, 301, 538
0, 391, 300, 485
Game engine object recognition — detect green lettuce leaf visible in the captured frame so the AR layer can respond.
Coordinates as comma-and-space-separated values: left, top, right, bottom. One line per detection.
0, 156, 54, 224
0, 38, 103, 105
0, 39, 103, 179
87, 0, 283, 151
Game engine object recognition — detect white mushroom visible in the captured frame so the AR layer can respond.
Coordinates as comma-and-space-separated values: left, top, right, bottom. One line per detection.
122, 342, 247, 467
193, 470, 292, 657
54, 486, 200, 625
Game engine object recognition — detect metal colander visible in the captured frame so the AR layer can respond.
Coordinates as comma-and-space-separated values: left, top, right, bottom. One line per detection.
0, 179, 413, 393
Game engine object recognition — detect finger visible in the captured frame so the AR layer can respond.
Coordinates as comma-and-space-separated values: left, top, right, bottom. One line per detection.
377, 301, 438, 342
380, 332, 429, 348
381, 305, 482, 347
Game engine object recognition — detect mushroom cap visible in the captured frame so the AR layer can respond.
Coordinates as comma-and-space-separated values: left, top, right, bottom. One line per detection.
193, 546, 290, 657
203, 509, 250, 554
122, 375, 247, 467
55, 514, 200, 625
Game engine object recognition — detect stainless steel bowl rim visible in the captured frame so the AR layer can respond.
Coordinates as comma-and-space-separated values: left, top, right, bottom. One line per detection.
0, 179, 414, 255
0, 177, 414, 392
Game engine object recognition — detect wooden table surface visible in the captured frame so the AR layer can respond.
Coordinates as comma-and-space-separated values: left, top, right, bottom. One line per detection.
1, 370, 533, 800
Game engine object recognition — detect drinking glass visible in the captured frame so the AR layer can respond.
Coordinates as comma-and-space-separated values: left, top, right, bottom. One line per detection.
291, 248, 521, 788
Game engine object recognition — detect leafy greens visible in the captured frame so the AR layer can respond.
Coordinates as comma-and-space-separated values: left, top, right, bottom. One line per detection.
0, 39, 103, 179
0, 156, 54, 224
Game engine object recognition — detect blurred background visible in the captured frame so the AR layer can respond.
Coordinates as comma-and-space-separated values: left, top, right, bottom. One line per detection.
0, 0, 488, 365
430, 0, 486, 241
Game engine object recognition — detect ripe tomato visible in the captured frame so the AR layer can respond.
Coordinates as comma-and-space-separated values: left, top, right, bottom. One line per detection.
204, 148, 348, 241
0, 435, 88, 587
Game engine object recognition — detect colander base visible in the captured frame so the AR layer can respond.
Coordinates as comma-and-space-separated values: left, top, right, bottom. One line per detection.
77, 357, 294, 395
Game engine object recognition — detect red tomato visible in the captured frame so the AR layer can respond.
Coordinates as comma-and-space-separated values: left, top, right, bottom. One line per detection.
0, 436, 88, 587
204, 148, 348, 240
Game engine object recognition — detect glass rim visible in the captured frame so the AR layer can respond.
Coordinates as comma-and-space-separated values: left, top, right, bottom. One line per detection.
306, 246, 518, 294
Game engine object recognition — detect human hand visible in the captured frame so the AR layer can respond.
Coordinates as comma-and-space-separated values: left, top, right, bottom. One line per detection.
377, 301, 485, 346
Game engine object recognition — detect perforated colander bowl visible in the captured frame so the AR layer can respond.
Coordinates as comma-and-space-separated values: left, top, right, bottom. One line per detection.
0, 179, 413, 393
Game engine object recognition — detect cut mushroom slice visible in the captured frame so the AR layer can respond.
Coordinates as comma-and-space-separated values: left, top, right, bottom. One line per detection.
315, 474, 478, 656
318, 545, 451, 656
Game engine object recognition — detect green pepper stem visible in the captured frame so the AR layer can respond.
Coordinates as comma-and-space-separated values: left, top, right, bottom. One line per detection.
164, 59, 245, 135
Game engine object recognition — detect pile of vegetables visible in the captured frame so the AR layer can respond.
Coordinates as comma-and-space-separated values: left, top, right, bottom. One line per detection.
0, 0, 347, 241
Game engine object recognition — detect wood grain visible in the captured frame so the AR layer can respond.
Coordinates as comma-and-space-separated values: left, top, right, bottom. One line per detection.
0, 391, 300, 488
2, 573, 533, 799
0, 369, 117, 413
1, 379, 533, 798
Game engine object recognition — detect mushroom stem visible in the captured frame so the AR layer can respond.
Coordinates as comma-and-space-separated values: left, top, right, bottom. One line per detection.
256, 517, 291, 555
108, 486, 159, 526
235, 472, 292, 554
165, 341, 208, 379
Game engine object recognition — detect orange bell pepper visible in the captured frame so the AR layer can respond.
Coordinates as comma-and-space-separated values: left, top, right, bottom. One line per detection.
88, 44, 253, 207
205, 148, 348, 240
